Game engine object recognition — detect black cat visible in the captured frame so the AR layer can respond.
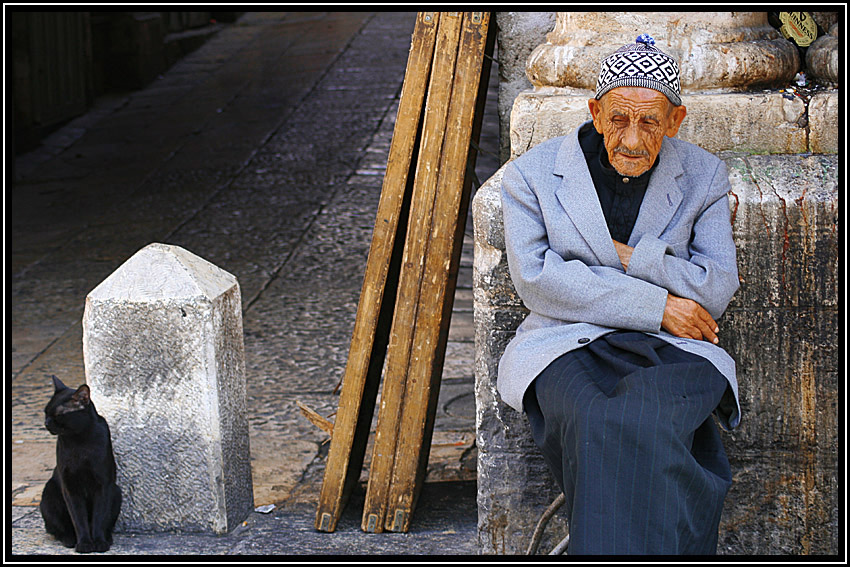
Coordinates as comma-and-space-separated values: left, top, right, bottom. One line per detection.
40, 376, 121, 553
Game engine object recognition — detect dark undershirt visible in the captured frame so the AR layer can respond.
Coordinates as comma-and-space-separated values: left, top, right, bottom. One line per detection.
578, 123, 658, 244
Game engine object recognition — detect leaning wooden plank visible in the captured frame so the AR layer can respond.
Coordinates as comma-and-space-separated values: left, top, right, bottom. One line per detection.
315, 11, 440, 534
385, 11, 493, 534
360, 12, 465, 534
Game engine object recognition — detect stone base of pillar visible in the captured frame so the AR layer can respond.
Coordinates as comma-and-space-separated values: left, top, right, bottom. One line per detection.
808, 90, 839, 153
525, 13, 800, 92
806, 23, 839, 86
508, 88, 838, 159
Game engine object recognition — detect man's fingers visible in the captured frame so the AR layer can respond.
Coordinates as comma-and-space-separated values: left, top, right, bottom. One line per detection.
685, 326, 702, 340
663, 294, 720, 343
698, 306, 719, 333
695, 317, 719, 344
694, 304, 719, 343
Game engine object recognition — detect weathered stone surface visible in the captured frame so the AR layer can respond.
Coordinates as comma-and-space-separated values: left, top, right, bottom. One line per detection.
472, 169, 543, 555
718, 155, 838, 555
808, 91, 839, 154
83, 243, 253, 534
474, 299, 563, 554
472, 152, 839, 554
806, 23, 839, 85
477, 451, 566, 555
812, 12, 839, 32
474, 170, 563, 555
495, 12, 557, 163
526, 12, 799, 92
677, 93, 807, 154
718, 447, 838, 555
509, 89, 809, 159
723, 153, 839, 311
508, 88, 594, 159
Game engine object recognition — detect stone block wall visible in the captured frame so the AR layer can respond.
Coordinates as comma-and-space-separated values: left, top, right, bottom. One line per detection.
473, 170, 566, 555
719, 154, 838, 554
508, 89, 839, 158
494, 12, 556, 163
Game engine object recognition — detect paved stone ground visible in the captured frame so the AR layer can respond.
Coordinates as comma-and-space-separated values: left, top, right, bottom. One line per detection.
10, 11, 500, 556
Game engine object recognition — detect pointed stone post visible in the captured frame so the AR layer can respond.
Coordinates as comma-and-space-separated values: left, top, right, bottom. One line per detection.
83, 243, 253, 534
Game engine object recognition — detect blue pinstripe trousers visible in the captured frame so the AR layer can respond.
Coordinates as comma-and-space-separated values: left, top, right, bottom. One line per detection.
523, 331, 732, 555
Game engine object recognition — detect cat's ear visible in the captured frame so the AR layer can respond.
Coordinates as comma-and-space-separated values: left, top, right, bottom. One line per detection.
72, 384, 91, 407
52, 375, 67, 392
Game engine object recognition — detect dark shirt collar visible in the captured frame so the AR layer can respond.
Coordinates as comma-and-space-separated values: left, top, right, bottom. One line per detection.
578, 123, 657, 244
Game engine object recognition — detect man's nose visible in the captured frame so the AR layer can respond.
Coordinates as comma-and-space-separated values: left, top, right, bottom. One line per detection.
622, 123, 641, 148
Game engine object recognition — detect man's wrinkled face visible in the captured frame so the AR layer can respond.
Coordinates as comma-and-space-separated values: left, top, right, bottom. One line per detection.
588, 87, 687, 178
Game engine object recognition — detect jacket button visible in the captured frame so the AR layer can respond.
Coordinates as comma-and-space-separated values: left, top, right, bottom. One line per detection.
578, 337, 590, 344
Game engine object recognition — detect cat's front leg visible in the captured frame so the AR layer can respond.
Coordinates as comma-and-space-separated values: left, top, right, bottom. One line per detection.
89, 484, 119, 552
60, 487, 95, 553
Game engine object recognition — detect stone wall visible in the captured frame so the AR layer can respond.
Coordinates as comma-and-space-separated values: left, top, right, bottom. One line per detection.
475, 11, 839, 555
719, 154, 838, 554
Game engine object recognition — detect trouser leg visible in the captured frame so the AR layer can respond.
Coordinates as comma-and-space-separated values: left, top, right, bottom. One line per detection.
523, 336, 731, 555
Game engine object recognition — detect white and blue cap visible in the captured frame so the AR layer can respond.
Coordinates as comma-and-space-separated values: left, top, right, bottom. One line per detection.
595, 34, 682, 106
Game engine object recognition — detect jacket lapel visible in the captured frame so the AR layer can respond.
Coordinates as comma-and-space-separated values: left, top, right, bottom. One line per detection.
553, 126, 621, 268
629, 138, 684, 246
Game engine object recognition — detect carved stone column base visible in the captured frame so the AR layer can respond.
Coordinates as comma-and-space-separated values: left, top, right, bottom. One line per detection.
807, 23, 839, 85
526, 12, 800, 92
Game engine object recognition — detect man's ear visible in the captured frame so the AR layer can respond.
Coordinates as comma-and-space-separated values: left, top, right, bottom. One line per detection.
587, 97, 604, 134
665, 104, 687, 138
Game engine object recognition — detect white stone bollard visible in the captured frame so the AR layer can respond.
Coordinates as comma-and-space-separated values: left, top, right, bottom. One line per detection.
82, 243, 253, 534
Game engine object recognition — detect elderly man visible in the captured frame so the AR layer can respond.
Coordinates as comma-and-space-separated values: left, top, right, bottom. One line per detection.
498, 35, 741, 555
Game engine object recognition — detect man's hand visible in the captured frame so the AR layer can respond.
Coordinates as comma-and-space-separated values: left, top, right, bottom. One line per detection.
612, 240, 633, 271
661, 294, 720, 344
617, 239, 720, 344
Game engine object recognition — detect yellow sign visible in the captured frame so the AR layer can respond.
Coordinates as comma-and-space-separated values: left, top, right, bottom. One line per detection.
779, 12, 818, 47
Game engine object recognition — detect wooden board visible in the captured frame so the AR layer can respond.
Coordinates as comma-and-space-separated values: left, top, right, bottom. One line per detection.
315, 12, 440, 534
360, 11, 465, 534
384, 11, 494, 533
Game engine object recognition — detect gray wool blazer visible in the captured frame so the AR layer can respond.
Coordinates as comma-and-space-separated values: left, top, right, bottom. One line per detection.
498, 121, 741, 430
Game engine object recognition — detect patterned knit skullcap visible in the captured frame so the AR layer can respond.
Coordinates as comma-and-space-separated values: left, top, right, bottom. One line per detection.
595, 34, 681, 106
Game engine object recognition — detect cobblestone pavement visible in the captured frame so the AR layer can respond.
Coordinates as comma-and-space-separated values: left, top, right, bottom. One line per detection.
10, 11, 500, 556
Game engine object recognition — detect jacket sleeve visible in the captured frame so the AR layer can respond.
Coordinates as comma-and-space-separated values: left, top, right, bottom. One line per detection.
625, 160, 740, 319
501, 161, 669, 332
